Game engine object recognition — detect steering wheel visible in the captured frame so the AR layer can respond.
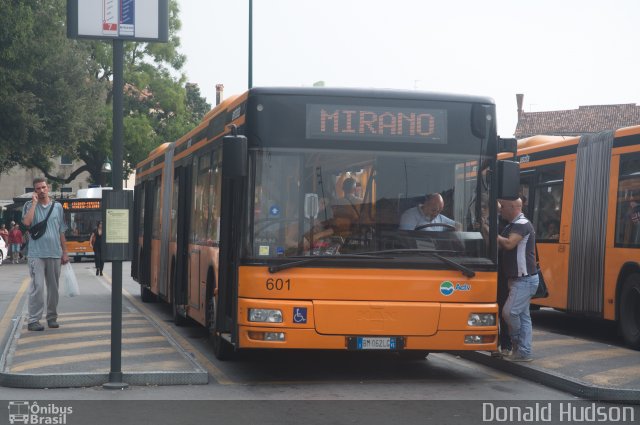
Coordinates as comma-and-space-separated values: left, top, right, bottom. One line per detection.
414, 222, 456, 231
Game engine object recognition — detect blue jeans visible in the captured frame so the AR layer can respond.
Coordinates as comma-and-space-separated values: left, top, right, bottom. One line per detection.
503, 274, 539, 357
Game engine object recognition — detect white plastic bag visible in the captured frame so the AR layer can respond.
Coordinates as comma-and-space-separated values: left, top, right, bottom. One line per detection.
60, 262, 80, 297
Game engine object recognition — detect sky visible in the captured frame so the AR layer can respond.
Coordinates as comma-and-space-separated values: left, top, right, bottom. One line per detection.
175, 0, 640, 136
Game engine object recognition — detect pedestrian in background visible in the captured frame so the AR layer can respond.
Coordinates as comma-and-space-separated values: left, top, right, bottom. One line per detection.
8, 223, 23, 264
90, 221, 104, 276
497, 198, 538, 362
22, 177, 69, 332
0, 223, 8, 245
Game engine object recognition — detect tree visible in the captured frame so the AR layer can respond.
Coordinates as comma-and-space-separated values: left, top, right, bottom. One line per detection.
0, 0, 211, 186
0, 0, 105, 177
78, 0, 211, 184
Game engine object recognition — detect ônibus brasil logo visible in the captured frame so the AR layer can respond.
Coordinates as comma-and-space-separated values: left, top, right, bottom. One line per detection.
8, 401, 73, 424
440, 281, 471, 296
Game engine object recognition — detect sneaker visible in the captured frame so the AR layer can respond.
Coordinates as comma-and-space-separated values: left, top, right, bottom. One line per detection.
508, 353, 533, 362
501, 348, 513, 357
47, 319, 59, 329
28, 322, 45, 331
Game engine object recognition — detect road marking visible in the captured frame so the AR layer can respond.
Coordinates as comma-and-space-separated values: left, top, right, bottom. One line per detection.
102, 273, 234, 385
582, 364, 640, 387
0, 276, 29, 333
13, 336, 167, 357
10, 347, 177, 373
534, 348, 632, 369
17, 325, 156, 346
533, 338, 590, 349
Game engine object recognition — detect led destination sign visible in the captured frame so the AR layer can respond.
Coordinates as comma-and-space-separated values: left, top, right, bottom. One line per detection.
306, 104, 447, 143
62, 200, 101, 210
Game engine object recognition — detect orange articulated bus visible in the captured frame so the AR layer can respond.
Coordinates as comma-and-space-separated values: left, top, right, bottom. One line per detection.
132, 87, 519, 359
515, 126, 640, 349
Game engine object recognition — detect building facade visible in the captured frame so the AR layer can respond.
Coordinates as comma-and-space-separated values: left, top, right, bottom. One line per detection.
514, 93, 640, 139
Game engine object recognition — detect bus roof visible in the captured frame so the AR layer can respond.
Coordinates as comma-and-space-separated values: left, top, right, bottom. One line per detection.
516, 124, 640, 155
246, 86, 495, 105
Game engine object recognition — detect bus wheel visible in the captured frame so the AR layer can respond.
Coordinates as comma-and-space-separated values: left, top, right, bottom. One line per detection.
73, 256, 81, 263
619, 273, 640, 350
207, 294, 234, 360
140, 285, 155, 303
171, 262, 189, 326
173, 302, 189, 327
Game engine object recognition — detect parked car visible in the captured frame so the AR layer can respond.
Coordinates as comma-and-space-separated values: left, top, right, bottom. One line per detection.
0, 237, 7, 265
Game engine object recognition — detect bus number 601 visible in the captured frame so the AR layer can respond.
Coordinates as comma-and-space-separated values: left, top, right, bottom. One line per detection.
266, 278, 291, 291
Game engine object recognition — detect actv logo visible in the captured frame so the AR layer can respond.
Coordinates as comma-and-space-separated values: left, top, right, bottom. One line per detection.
440, 281, 471, 296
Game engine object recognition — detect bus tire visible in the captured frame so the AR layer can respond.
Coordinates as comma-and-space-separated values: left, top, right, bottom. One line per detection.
173, 302, 189, 327
171, 260, 189, 326
74, 256, 81, 263
212, 332, 234, 361
140, 285, 155, 303
206, 280, 234, 360
208, 296, 234, 360
619, 273, 640, 350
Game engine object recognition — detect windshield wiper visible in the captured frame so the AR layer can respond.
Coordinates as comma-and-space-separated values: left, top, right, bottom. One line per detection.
359, 249, 476, 278
268, 253, 391, 274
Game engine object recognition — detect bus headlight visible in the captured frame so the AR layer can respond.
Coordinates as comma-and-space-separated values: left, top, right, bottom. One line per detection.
248, 309, 283, 323
248, 331, 285, 341
468, 313, 496, 326
464, 335, 494, 344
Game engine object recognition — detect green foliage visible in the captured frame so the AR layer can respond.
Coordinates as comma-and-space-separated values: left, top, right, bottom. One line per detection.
0, 0, 104, 175
0, 0, 211, 186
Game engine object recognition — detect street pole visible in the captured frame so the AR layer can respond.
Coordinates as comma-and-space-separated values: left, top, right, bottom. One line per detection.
248, 0, 253, 89
103, 38, 128, 390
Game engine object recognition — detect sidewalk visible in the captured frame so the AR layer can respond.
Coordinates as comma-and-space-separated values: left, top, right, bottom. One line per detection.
0, 262, 208, 388
459, 326, 640, 403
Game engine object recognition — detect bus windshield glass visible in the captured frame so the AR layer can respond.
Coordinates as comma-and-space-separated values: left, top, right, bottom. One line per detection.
61, 200, 101, 241
247, 147, 492, 267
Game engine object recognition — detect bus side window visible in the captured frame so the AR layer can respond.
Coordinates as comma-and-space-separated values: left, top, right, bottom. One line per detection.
615, 154, 640, 247
532, 164, 564, 241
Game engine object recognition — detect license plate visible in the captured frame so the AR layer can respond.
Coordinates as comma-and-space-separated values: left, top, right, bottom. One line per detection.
357, 337, 396, 350
346, 336, 405, 350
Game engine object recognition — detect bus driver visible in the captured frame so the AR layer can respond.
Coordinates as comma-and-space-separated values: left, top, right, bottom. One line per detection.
399, 193, 456, 231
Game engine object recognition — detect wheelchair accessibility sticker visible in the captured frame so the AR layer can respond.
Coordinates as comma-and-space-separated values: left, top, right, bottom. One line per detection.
293, 307, 307, 324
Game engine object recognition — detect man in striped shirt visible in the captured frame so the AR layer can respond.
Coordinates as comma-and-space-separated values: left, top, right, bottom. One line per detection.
498, 198, 539, 362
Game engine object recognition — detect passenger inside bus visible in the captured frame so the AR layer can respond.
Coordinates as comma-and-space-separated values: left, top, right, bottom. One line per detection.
621, 197, 640, 245
536, 192, 561, 240
331, 177, 363, 238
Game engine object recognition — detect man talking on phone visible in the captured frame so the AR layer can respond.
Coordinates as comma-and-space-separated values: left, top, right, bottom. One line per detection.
22, 177, 69, 331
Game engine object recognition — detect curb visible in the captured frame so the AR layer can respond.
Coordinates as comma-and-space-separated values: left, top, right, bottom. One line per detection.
0, 312, 209, 389
457, 351, 640, 404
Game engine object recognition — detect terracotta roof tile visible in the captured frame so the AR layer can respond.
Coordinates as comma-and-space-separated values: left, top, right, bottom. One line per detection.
514, 104, 640, 138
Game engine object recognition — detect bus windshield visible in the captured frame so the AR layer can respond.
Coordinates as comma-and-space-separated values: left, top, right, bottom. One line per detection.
247, 147, 492, 266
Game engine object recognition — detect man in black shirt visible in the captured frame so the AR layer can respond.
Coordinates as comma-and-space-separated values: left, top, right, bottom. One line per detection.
497, 198, 539, 362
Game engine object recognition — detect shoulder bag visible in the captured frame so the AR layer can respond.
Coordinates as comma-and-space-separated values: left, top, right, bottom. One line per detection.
532, 244, 549, 299
29, 201, 56, 240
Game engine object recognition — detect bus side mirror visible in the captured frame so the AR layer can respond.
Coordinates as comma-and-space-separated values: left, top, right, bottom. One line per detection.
222, 134, 248, 178
497, 160, 520, 199
471, 104, 491, 139
498, 137, 518, 154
